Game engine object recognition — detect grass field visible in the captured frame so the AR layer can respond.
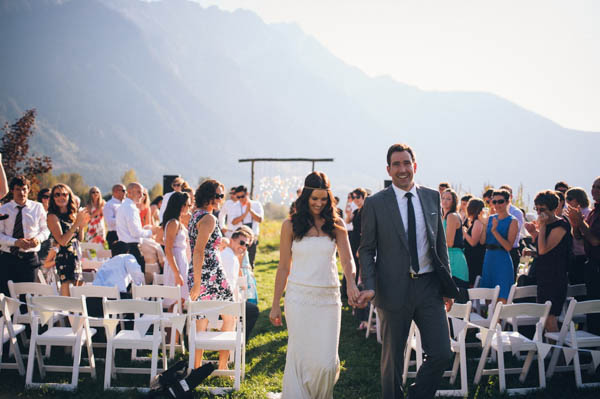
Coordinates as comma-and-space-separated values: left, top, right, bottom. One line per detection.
2, 219, 600, 398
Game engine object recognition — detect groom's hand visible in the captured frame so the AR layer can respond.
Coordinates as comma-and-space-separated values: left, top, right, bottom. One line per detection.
356, 290, 375, 308
443, 297, 454, 312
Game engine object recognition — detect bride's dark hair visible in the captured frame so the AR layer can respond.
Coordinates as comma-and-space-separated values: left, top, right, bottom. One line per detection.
291, 171, 338, 240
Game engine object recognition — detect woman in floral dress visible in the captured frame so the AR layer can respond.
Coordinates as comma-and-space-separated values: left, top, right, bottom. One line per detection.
84, 186, 106, 244
188, 179, 233, 369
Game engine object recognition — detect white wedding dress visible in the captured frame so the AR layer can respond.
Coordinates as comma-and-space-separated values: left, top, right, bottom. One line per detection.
282, 236, 342, 399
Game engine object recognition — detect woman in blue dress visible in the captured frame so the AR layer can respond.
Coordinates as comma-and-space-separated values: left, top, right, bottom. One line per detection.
480, 189, 519, 302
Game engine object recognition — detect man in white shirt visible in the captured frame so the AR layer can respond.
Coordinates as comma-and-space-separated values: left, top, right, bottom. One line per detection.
500, 184, 525, 278
218, 187, 238, 237
103, 184, 126, 249
116, 182, 160, 273
93, 241, 144, 293
158, 176, 184, 223
229, 186, 264, 267
0, 176, 50, 294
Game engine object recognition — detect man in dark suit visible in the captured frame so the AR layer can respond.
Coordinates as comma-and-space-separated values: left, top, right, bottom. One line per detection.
357, 143, 459, 399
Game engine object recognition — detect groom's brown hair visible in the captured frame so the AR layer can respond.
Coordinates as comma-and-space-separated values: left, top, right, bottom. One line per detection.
386, 143, 416, 165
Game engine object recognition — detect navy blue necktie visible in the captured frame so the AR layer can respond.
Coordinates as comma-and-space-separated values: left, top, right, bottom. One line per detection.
405, 193, 419, 273
11, 205, 25, 255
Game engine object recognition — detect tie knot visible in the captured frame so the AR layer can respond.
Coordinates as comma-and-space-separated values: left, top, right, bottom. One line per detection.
405, 192, 413, 199
16, 205, 24, 211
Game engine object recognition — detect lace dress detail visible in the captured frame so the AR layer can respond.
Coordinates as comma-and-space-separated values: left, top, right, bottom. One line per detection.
187, 209, 233, 302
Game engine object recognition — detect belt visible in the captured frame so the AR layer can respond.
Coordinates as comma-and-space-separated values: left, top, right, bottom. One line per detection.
409, 271, 434, 279
486, 244, 504, 251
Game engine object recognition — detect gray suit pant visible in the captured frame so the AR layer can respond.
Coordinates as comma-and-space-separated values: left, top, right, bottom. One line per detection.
378, 274, 453, 399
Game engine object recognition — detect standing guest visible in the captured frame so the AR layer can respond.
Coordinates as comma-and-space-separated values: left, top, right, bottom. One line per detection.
555, 181, 570, 195
0, 176, 50, 295
162, 191, 191, 306
334, 196, 344, 218
37, 188, 51, 212
499, 185, 525, 278
150, 196, 163, 226
84, 186, 106, 244
103, 184, 126, 250
349, 188, 369, 329
565, 187, 591, 284
344, 192, 358, 231
138, 188, 151, 226
218, 187, 237, 237
566, 177, 600, 334
441, 189, 469, 289
479, 189, 518, 303
438, 182, 451, 196
188, 180, 233, 370
483, 188, 495, 213
555, 191, 567, 218
357, 144, 457, 399
116, 182, 160, 273
140, 237, 165, 283
181, 186, 194, 228
47, 184, 90, 296
459, 194, 472, 223
230, 185, 264, 268
159, 176, 184, 222
525, 191, 570, 332
463, 198, 487, 286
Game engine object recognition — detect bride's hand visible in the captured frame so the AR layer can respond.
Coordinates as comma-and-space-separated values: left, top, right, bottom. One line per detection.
269, 306, 283, 327
346, 283, 360, 307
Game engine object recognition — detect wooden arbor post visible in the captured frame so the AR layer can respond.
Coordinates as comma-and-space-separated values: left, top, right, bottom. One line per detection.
238, 158, 334, 199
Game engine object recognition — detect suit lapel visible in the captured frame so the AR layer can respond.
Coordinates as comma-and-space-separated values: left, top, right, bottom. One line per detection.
383, 186, 409, 250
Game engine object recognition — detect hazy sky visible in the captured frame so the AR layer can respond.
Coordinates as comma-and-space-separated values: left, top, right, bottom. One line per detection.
197, 0, 600, 132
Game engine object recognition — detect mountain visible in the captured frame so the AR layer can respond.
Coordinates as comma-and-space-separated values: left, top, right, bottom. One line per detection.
1, 0, 598, 200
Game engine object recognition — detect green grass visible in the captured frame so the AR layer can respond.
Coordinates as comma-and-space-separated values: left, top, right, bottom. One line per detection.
2, 219, 600, 397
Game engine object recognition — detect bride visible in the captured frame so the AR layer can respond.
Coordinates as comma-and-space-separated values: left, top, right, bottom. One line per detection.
269, 171, 360, 398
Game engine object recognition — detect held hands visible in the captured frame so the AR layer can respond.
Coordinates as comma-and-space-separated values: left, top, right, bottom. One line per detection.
443, 297, 454, 312
269, 306, 283, 327
346, 282, 361, 308
355, 289, 375, 309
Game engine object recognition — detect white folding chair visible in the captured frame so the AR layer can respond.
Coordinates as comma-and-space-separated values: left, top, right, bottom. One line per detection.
103, 298, 167, 390
558, 284, 588, 326
473, 275, 481, 288
152, 273, 165, 286
468, 286, 500, 329
132, 284, 185, 359
438, 301, 472, 397
474, 301, 551, 394
35, 268, 47, 284
25, 295, 96, 390
365, 303, 382, 343
69, 284, 120, 349
187, 300, 245, 392
0, 294, 26, 375
545, 299, 600, 387
402, 321, 423, 385
505, 284, 539, 331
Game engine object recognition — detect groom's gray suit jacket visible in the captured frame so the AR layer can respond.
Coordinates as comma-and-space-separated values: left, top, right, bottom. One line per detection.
359, 184, 459, 311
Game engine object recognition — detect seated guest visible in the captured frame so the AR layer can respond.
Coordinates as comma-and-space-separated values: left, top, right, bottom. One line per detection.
93, 241, 144, 293
565, 187, 591, 284
527, 191, 570, 332
140, 237, 166, 284
221, 229, 253, 301
463, 198, 486, 286
441, 189, 469, 290
479, 189, 518, 303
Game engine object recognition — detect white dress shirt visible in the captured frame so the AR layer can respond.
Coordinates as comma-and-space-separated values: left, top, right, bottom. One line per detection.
228, 199, 264, 237
103, 197, 122, 232
0, 200, 50, 253
391, 184, 433, 274
93, 254, 144, 293
508, 204, 524, 248
116, 198, 152, 244
221, 246, 241, 301
218, 199, 238, 237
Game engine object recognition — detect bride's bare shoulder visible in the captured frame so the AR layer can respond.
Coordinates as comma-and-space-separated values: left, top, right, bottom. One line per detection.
281, 218, 293, 232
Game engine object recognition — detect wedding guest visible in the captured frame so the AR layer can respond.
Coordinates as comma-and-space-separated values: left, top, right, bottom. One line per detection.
150, 195, 163, 226
565, 187, 591, 284
334, 196, 344, 218
555, 191, 567, 218
138, 188, 151, 226
348, 188, 369, 329
218, 187, 238, 237
162, 191, 191, 306
463, 198, 486, 286
483, 188, 494, 209
233, 226, 260, 341
438, 182, 451, 196
181, 186, 194, 228
499, 185, 524, 278
459, 194, 472, 223
526, 191, 570, 332
480, 189, 518, 303
566, 177, 600, 334
116, 182, 160, 273
47, 183, 90, 296
93, 241, 144, 294
103, 184, 126, 249
0, 176, 50, 295
159, 176, 184, 222
84, 186, 106, 244
344, 192, 358, 231
554, 181, 569, 195
188, 179, 233, 369
441, 189, 469, 289
221, 228, 253, 301
37, 188, 50, 211
229, 185, 264, 268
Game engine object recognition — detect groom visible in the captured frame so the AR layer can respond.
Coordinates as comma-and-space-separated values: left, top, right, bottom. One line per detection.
357, 143, 459, 399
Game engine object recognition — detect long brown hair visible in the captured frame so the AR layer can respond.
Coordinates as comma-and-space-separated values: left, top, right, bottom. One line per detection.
291, 172, 338, 240
48, 183, 77, 222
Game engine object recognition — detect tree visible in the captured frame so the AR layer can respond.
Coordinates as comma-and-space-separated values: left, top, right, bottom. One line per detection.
38, 172, 90, 202
1, 109, 52, 196
149, 183, 163, 200
121, 169, 138, 186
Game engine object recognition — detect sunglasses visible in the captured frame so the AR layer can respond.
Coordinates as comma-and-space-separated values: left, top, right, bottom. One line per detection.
172, 183, 182, 188
239, 240, 250, 248
236, 195, 246, 199
41, 195, 50, 200
215, 193, 225, 199
491, 199, 506, 205
566, 197, 574, 202
54, 192, 68, 198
